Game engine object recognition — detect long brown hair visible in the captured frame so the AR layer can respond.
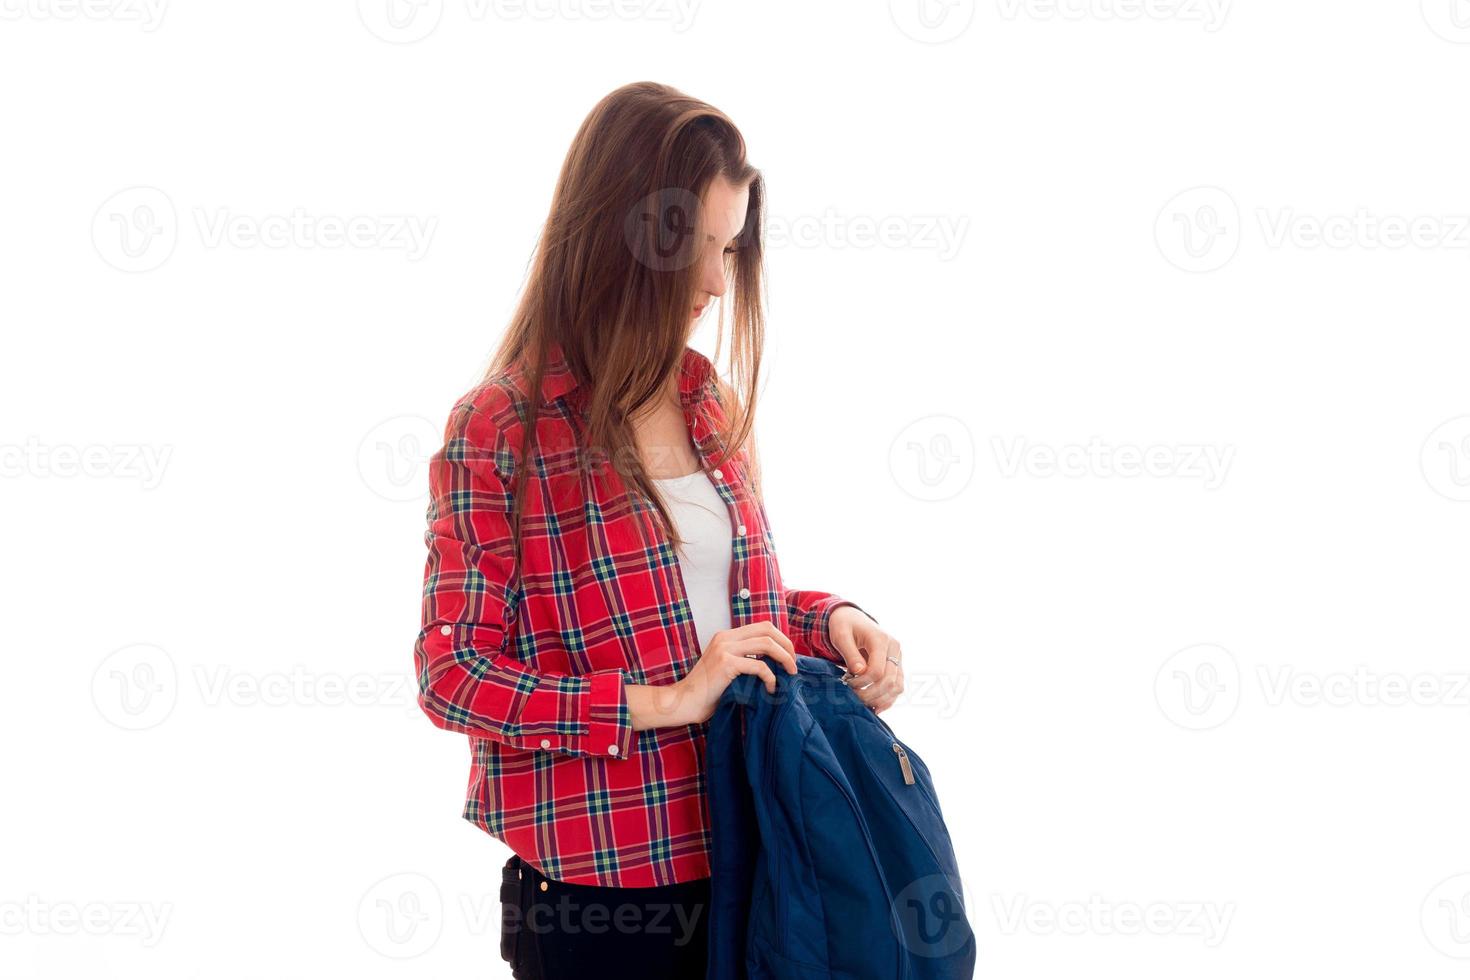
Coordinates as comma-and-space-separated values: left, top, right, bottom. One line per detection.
481, 81, 767, 562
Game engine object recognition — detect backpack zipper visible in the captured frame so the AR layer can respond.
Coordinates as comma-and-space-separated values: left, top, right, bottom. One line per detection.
892, 742, 916, 785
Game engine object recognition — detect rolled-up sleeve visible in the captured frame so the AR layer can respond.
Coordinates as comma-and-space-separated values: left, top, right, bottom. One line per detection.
413, 402, 632, 760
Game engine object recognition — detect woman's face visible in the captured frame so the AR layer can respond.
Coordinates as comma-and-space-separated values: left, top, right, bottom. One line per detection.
691, 175, 749, 320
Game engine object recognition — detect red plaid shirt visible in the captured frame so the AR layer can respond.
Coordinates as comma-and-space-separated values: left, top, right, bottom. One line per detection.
414, 341, 869, 887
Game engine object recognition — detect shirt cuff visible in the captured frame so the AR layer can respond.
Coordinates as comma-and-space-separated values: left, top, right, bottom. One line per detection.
810, 597, 878, 663
572, 668, 633, 760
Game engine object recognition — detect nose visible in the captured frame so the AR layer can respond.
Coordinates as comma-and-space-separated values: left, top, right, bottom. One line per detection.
697, 249, 727, 302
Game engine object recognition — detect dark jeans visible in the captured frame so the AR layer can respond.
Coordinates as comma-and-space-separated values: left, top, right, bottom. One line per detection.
499, 854, 711, 979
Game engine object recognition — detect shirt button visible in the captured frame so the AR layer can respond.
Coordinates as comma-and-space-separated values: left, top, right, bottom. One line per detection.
737, 524, 747, 535
539, 738, 551, 749
711, 468, 723, 480
738, 587, 750, 599
608, 744, 619, 756
439, 625, 452, 636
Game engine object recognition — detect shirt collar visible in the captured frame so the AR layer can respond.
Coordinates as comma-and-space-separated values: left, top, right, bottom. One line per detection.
538, 340, 715, 409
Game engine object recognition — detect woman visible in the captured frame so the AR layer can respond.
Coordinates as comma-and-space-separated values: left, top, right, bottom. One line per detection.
413, 81, 904, 978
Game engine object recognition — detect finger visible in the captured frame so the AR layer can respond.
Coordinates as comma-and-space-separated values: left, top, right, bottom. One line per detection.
723, 636, 798, 676
884, 657, 905, 700
751, 636, 799, 675
876, 658, 899, 714
737, 658, 778, 694
864, 684, 896, 713
852, 661, 902, 709
729, 621, 797, 660
829, 620, 870, 677
759, 621, 798, 660
846, 672, 883, 705
851, 630, 894, 688
872, 646, 901, 692
722, 650, 778, 690
865, 636, 893, 687
869, 672, 903, 712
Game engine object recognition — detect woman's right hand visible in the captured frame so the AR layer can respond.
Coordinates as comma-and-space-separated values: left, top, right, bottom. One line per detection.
626, 622, 799, 730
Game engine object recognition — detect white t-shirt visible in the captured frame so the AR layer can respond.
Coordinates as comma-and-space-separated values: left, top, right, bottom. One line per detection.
652, 468, 734, 652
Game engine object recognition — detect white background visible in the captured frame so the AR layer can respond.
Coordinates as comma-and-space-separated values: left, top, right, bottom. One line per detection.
3, 0, 1470, 977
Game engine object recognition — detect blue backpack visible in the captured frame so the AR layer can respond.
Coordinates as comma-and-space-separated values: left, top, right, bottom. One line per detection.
704, 655, 976, 979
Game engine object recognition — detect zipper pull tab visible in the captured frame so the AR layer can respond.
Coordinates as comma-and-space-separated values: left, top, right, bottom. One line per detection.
892, 742, 916, 785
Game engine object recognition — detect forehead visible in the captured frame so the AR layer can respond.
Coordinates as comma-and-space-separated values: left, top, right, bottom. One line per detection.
701, 176, 749, 240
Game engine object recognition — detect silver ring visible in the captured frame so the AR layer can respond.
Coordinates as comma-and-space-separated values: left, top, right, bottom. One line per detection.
887, 656, 901, 667
743, 653, 762, 659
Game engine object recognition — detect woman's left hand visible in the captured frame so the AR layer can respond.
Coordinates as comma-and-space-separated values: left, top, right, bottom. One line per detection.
827, 605, 904, 713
